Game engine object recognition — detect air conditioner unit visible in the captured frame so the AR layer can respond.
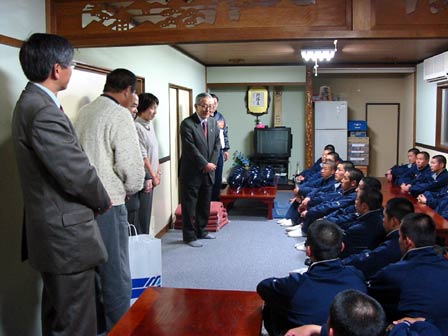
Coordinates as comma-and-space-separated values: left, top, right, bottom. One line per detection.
424, 51, 448, 82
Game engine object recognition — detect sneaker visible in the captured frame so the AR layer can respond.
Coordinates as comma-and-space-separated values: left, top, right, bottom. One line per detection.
294, 242, 306, 251
279, 219, 294, 227
288, 229, 305, 238
186, 240, 203, 247
277, 218, 288, 224
285, 224, 302, 232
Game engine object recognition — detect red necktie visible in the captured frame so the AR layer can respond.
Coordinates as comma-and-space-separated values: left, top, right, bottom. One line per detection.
202, 120, 208, 139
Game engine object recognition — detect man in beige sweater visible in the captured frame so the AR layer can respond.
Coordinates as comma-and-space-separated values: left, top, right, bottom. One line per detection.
75, 68, 144, 333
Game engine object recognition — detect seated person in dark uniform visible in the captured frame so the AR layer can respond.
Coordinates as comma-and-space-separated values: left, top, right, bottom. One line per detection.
296, 144, 335, 184
399, 151, 431, 192
284, 290, 386, 336
279, 161, 336, 228
339, 188, 386, 258
368, 213, 448, 334
325, 175, 382, 228
343, 197, 414, 278
408, 154, 448, 197
298, 168, 363, 238
386, 147, 419, 185
257, 220, 366, 336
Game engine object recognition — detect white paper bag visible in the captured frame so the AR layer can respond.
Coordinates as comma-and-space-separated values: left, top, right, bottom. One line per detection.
128, 225, 162, 305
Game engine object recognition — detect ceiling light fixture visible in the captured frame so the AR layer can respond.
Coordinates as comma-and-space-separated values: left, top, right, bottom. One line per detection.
301, 40, 338, 76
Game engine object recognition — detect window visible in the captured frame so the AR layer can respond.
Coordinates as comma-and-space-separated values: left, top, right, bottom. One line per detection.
436, 85, 448, 150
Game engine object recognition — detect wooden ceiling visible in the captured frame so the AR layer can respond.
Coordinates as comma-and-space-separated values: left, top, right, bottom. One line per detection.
173, 38, 448, 67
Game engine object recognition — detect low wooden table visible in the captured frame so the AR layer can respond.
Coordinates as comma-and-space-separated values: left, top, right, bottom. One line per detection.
380, 177, 448, 244
109, 287, 263, 336
220, 185, 278, 219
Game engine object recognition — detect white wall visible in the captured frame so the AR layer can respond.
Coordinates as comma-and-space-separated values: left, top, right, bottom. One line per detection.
0, 1, 46, 335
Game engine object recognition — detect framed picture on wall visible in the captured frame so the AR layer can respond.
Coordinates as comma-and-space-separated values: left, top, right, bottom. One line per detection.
246, 86, 270, 115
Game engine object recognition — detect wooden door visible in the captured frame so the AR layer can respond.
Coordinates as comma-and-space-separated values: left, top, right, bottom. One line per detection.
366, 104, 400, 177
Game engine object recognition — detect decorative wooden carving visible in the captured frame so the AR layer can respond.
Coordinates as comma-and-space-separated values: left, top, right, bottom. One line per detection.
305, 65, 313, 169
372, 0, 448, 32
49, 0, 351, 47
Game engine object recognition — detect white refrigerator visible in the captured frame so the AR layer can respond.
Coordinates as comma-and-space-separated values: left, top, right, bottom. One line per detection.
314, 101, 348, 160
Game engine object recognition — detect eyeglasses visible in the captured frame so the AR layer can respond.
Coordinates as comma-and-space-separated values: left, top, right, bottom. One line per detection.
198, 104, 213, 109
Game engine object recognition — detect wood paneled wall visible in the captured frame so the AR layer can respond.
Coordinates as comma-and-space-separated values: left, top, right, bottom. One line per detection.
48, 0, 448, 48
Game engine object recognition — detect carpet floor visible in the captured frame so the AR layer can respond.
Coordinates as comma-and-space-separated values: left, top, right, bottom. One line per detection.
161, 192, 306, 292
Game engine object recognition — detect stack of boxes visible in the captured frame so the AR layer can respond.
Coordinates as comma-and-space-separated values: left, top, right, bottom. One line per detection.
347, 120, 369, 175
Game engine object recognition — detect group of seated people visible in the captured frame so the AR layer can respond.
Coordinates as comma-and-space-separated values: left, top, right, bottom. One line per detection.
256, 145, 448, 336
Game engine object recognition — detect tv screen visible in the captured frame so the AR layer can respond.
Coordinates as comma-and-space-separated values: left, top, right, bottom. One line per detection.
253, 127, 292, 158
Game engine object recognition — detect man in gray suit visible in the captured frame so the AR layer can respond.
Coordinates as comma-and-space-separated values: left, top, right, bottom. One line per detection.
179, 92, 221, 247
11, 33, 111, 336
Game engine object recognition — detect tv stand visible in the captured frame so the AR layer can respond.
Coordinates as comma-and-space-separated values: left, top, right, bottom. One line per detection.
251, 156, 290, 187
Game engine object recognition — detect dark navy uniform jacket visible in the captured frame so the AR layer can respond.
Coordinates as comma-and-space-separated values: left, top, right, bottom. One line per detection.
342, 229, 401, 279
340, 208, 386, 258
298, 158, 322, 180
423, 185, 448, 220
398, 164, 431, 186
325, 204, 357, 229
303, 188, 357, 232
299, 175, 336, 197
368, 247, 448, 334
307, 183, 341, 207
257, 258, 366, 336
409, 169, 448, 197
391, 162, 415, 185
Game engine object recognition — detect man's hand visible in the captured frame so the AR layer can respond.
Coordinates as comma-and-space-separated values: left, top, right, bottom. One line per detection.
223, 151, 229, 161
417, 194, 427, 204
400, 184, 411, 192
152, 175, 161, 186
204, 163, 217, 173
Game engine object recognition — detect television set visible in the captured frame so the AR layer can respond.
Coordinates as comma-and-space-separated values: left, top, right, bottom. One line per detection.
253, 127, 292, 159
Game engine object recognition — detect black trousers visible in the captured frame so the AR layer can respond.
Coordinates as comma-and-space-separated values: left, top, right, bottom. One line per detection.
41, 269, 96, 336
180, 175, 212, 242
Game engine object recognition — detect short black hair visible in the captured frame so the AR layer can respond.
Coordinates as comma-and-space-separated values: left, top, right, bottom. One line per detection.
210, 93, 219, 101
103, 68, 137, 93
347, 168, 364, 185
433, 155, 446, 167
417, 151, 430, 161
307, 220, 343, 261
408, 147, 420, 155
339, 161, 354, 171
358, 189, 383, 211
360, 177, 382, 192
385, 197, 414, 222
137, 93, 159, 115
19, 33, 74, 82
329, 290, 386, 336
326, 151, 340, 163
400, 213, 436, 247
324, 144, 335, 152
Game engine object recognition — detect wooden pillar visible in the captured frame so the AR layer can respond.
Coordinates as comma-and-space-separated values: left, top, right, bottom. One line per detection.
274, 86, 283, 127
305, 65, 314, 169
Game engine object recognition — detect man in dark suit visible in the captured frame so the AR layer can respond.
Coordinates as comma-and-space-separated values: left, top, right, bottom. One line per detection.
179, 92, 221, 247
11, 33, 111, 336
